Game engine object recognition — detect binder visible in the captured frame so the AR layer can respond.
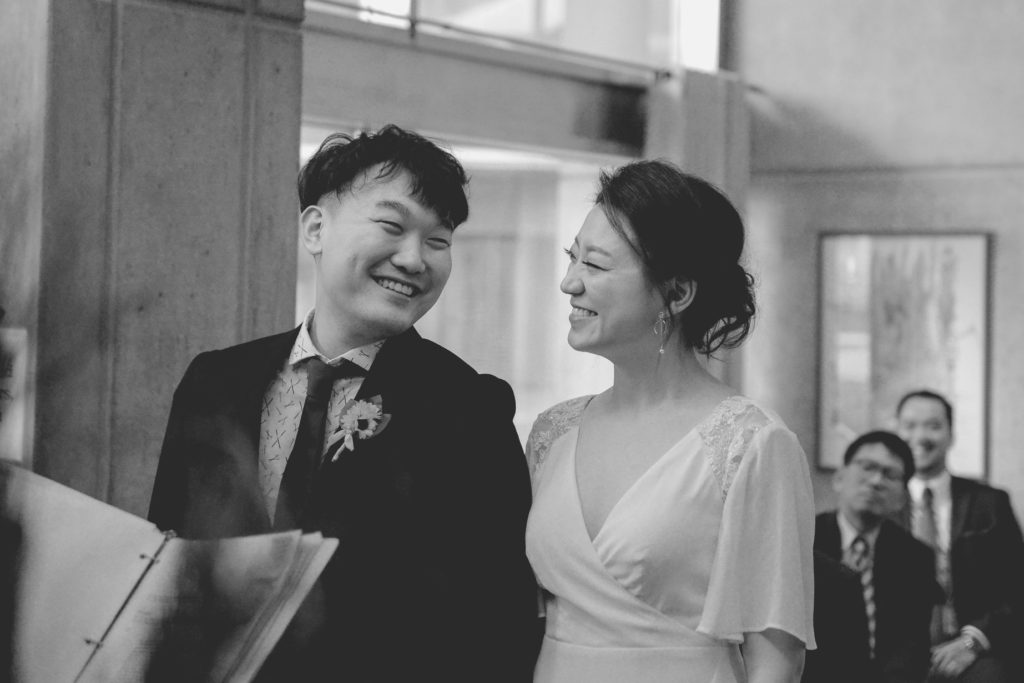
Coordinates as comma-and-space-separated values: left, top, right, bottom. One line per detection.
0, 462, 337, 683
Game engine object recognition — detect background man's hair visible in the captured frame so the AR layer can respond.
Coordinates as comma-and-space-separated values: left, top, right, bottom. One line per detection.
842, 430, 916, 484
896, 389, 953, 429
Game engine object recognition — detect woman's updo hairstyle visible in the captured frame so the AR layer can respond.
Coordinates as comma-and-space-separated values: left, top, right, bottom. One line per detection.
595, 159, 756, 356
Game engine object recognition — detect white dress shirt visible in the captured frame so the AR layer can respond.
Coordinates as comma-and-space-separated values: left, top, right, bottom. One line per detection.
909, 470, 952, 552
837, 510, 880, 558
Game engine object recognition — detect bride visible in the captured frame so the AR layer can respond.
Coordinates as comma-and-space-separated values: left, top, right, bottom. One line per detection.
525, 160, 815, 683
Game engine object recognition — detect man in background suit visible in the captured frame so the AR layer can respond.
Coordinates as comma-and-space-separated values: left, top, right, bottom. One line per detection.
814, 430, 938, 683
149, 125, 539, 682
897, 390, 1024, 682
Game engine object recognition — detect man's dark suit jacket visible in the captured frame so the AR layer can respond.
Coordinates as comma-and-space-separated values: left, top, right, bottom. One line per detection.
148, 327, 540, 682
944, 476, 1024, 675
815, 512, 938, 683
802, 550, 872, 683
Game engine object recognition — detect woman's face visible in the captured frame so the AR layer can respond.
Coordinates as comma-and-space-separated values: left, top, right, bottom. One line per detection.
560, 206, 664, 360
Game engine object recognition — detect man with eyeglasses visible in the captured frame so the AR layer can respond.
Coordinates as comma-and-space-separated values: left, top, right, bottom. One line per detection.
897, 389, 1024, 682
813, 430, 940, 683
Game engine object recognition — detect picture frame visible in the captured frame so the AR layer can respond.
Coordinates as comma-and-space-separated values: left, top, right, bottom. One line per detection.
818, 233, 990, 477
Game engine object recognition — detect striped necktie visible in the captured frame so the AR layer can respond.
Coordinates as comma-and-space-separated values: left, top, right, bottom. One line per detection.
845, 535, 876, 659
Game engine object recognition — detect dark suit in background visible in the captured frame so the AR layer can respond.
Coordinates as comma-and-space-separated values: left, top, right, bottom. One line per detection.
815, 512, 938, 683
149, 327, 540, 682
940, 476, 1024, 680
802, 549, 871, 683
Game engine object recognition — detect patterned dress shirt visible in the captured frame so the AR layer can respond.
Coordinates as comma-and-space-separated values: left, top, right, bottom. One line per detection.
258, 310, 384, 519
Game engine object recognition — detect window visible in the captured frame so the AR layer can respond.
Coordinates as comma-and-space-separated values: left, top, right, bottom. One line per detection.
308, 0, 721, 71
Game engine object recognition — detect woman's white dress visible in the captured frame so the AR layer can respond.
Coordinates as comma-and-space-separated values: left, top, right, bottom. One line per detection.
525, 395, 816, 683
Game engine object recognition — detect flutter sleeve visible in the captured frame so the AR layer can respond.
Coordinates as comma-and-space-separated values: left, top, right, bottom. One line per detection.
697, 421, 817, 648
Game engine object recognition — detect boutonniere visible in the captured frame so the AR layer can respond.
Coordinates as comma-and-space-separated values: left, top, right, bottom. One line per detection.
325, 395, 391, 462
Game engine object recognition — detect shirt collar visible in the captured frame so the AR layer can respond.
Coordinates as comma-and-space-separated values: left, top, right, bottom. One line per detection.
908, 470, 952, 505
288, 309, 384, 372
837, 510, 880, 552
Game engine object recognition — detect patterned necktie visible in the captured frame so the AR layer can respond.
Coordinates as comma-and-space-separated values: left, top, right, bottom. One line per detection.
845, 535, 876, 659
274, 358, 364, 530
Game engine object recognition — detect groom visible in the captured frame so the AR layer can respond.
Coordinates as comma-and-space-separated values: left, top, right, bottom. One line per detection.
148, 125, 539, 681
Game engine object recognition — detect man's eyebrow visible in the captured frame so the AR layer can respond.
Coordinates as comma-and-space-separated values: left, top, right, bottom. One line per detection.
374, 199, 411, 217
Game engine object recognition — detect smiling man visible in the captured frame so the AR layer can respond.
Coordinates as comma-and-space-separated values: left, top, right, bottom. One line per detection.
896, 389, 1024, 682
149, 126, 539, 682
813, 431, 938, 683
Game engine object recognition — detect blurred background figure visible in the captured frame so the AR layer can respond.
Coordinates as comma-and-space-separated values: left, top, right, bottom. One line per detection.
811, 430, 938, 683
896, 390, 1024, 683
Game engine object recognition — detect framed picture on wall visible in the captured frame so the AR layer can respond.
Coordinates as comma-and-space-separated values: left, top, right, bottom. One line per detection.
818, 233, 990, 477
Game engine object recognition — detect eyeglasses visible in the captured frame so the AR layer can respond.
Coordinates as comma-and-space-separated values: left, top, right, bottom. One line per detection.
849, 457, 905, 484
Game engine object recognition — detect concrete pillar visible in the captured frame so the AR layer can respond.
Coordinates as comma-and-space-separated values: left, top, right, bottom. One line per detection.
1, 0, 303, 515
644, 69, 751, 389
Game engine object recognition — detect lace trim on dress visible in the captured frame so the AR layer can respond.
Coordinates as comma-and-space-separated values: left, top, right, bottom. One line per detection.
525, 395, 592, 485
699, 396, 772, 499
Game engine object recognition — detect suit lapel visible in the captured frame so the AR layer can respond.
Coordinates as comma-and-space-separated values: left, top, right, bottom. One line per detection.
355, 327, 421, 403
338, 328, 425, 494
816, 512, 844, 561
950, 476, 972, 542
872, 522, 895, 589
233, 329, 300, 460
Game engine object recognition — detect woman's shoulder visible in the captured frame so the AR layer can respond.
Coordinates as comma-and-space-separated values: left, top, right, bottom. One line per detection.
535, 395, 593, 429
700, 395, 793, 440
698, 395, 802, 497
525, 395, 593, 477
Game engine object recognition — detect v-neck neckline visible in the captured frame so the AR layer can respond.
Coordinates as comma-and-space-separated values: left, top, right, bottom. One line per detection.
572, 395, 741, 544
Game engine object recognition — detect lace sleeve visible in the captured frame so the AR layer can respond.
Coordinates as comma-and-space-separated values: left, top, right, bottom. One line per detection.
525, 395, 592, 491
698, 396, 771, 499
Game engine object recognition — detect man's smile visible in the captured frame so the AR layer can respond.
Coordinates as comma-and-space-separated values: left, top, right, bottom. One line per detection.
374, 276, 421, 297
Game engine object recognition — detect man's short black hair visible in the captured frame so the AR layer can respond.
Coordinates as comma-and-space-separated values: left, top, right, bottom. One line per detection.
896, 389, 953, 430
842, 430, 916, 484
298, 124, 469, 229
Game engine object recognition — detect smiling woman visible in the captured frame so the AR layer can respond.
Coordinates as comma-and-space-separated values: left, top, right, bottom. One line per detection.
524, 159, 815, 683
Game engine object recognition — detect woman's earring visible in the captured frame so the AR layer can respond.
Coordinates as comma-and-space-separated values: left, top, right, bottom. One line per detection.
653, 312, 669, 355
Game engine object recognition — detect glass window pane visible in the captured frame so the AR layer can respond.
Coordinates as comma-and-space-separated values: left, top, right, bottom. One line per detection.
309, 1, 720, 71
417, 0, 679, 68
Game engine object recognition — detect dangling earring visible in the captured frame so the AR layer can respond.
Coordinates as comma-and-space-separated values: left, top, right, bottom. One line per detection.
653, 312, 669, 355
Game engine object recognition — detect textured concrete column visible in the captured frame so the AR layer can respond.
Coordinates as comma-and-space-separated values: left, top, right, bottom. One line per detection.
8, 0, 304, 515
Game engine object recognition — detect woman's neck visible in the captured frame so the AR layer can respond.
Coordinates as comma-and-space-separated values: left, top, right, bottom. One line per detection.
605, 345, 727, 413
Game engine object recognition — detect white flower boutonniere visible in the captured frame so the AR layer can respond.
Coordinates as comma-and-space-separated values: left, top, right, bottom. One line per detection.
325, 395, 391, 462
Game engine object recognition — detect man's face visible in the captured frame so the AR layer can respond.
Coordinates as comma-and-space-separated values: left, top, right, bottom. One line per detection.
302, 167, 453, 348
896, 396, 952, 478
834, 442, 907, 521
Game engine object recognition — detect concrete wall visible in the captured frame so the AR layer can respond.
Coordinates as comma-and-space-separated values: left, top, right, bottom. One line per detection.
728, 0, 1024, 513
0, 0, 304, 516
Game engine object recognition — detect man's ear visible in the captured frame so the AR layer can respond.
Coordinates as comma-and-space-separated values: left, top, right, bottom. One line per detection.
666, 278, 697, 316
300, 205, 325, 256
